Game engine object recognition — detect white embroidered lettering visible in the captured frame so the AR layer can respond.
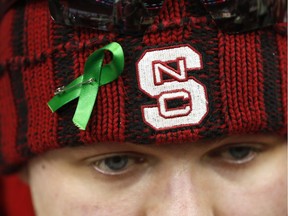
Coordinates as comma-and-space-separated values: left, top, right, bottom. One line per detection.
137, 45, 208, 130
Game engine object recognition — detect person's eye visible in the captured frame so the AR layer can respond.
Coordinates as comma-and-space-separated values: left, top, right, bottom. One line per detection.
90, 153, 146, 175
208, 144, 263, 165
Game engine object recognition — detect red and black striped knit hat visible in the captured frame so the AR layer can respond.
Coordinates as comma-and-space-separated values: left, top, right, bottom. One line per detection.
0, 0, 287, 174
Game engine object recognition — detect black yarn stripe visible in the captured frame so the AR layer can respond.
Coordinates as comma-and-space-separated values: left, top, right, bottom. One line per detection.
189, 21, 226, 138
0, 64, 3, 167
11, 0, 34, 160
0, 64, 4, 77
122, 38, 156, 144
187, 0, 227, 139
0, 106, 3, 171
0, 179, 5, 215
260, 32, 283, 132
52, 25, 82, 146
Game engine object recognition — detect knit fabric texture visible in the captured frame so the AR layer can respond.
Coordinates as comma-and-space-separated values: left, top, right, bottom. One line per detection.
0, 0, 287, 174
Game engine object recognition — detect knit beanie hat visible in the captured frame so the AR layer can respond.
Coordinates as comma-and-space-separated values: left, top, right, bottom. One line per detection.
0, 0, 287, 174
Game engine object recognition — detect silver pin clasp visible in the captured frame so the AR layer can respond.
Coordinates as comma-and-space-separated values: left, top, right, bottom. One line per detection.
54, 78, 95, 95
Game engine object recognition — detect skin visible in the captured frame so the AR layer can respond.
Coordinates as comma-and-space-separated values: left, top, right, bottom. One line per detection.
25, 135, 287, 216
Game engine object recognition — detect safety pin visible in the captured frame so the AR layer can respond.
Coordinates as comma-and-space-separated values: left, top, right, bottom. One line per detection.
54, 78, 95, 95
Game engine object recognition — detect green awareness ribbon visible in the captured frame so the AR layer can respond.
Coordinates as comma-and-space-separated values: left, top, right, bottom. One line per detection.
47, 42, 124, 130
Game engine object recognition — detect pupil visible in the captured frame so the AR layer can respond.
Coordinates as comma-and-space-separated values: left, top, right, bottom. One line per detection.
229, 147, 250, 159
104, 156, 128, 171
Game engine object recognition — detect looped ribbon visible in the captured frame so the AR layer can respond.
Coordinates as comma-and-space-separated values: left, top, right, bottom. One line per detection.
47, 42, 124, 130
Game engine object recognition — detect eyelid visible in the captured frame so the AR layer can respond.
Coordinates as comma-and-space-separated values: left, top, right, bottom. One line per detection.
205, 142, 265, 165
85, 151, 146, 162
87, 152, 149, 176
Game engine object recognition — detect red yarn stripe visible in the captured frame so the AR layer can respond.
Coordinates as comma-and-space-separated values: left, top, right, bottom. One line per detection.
218, 32, 230, 131
276, 34, 287, 134
117, 77, 125, 142
0, 73, 18, 166
246, 33, 264, 131
96, 89, 104, 141
239, 35, 253, 131
101, 86, 109, 141
235, 34, 247, 132
254, 33, 267, 129
0, 9, 16, 165
245, 34, 256, 131
223, 34, 237, 131
111, 81, 119, 141
24, 1, 58, 153
0, 9, 25, 167
220, 33, 268, 133
0, 10, 14, 61
106, 83, 114, 141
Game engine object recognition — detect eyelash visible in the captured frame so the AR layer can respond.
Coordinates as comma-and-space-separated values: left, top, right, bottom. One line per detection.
207, 144, 263, 165
90, 153, 146, 176
89, 143, 265, 176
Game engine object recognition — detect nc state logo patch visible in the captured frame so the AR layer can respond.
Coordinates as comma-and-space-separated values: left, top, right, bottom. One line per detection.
136, 44, 208, 130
